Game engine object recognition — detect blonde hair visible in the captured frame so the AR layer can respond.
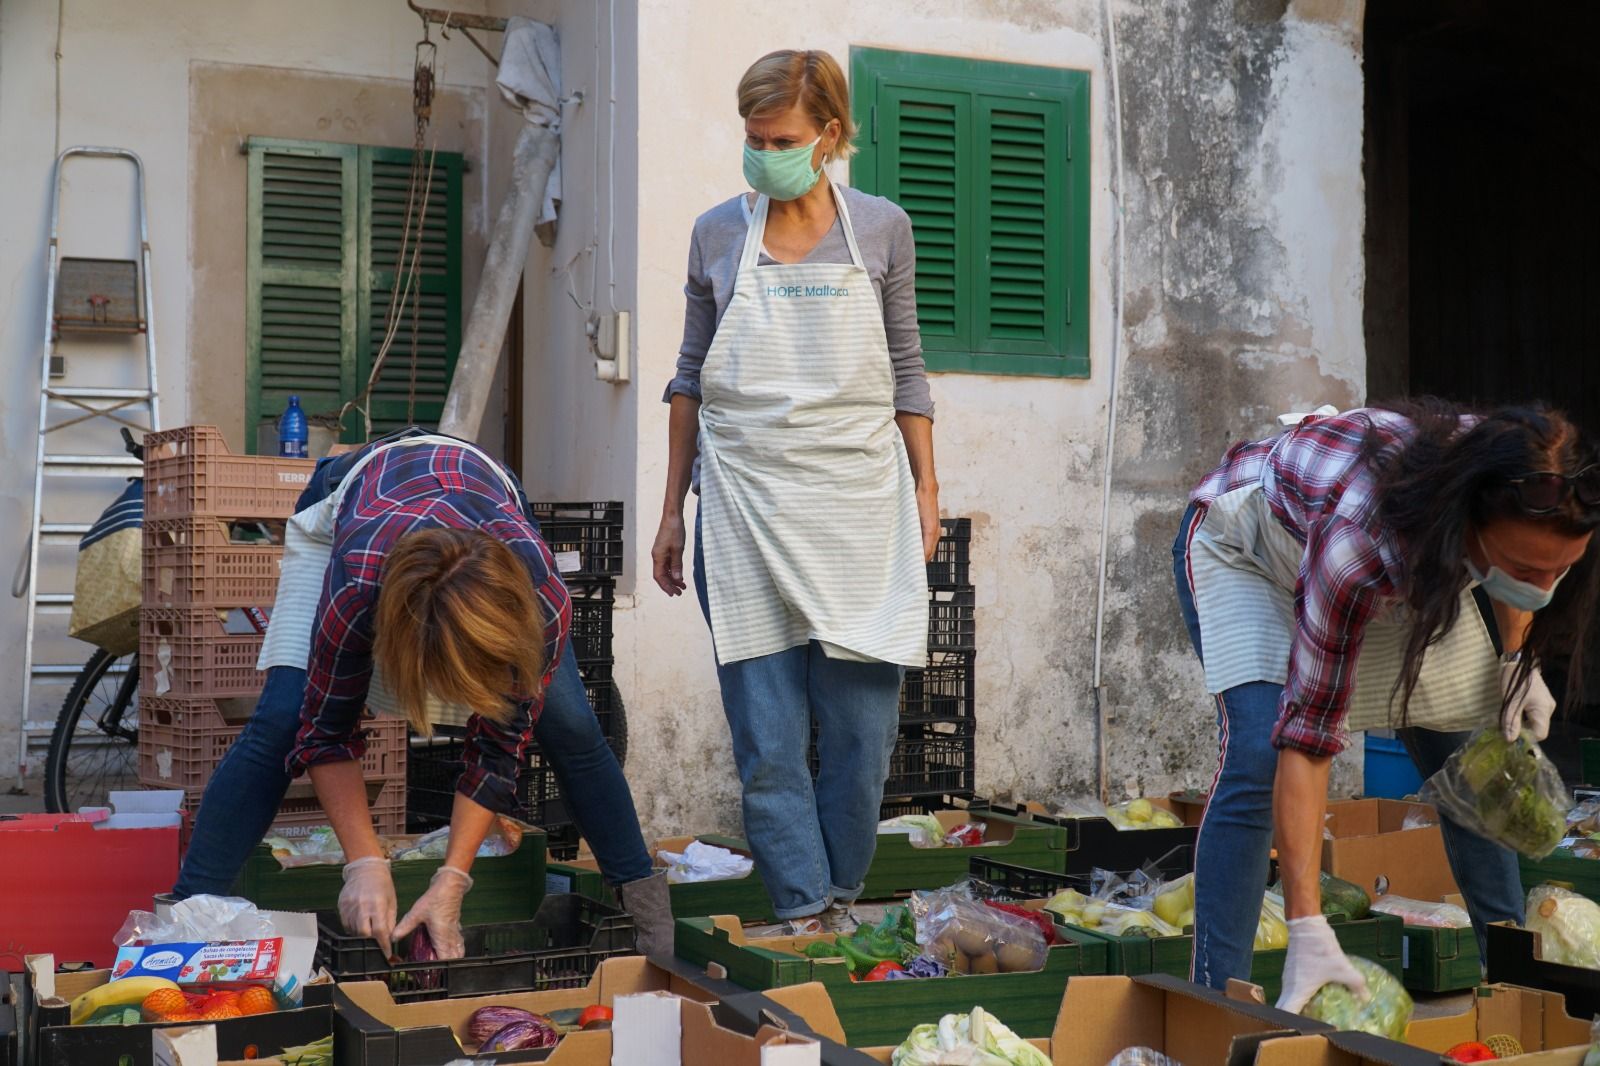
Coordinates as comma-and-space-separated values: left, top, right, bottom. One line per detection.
373, 528, 546, 734
737, 50, 857, 163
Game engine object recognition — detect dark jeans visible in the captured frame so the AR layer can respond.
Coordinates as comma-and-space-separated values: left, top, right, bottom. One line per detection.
1171, 502, 1520, 984
174, 435, 652, 895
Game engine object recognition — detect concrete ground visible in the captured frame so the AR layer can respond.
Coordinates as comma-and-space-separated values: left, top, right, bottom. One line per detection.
0, 776, 45, 814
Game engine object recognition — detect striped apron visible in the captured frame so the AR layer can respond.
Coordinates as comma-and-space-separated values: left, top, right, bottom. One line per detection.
697, 186, 928, 666
256, 434, 524, 728
1188, 483, 1499, 733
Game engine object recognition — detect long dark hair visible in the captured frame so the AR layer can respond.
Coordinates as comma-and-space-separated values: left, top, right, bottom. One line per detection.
1373, 398, 1600, 718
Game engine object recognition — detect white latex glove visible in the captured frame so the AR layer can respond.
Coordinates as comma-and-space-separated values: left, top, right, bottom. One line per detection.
339, 856, 397, 958
1276, 915, 1369, 1014
1501, 662, 1556, 742
393, 865, 474, 959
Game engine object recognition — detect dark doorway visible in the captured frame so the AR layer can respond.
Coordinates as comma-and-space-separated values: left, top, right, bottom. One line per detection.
1364, 1, 1600, 778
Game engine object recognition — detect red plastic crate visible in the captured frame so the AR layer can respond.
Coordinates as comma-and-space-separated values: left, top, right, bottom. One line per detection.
139, 697, 406, 791
143, 516, 284, 608
139, 606, 265, 698
143, 425, 314, 519
0, 814, 179, 967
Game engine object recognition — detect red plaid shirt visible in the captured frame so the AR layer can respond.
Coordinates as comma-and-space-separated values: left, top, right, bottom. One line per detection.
1190, 409, 1418, 757
286, 444, 571, 816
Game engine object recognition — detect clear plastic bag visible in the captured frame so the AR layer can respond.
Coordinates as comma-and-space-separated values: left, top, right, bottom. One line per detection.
1568, 798, 1600, 836
1526, 885, 1600, 969
1105, 799, 1184, 830
116, 894, 277, 946
264, 828, 346, 868
1419, 728, 1569, 858
390, 816, 525, 862
879, 814, 949, 849
1105, 1051, 1182, 1066
1401, 804, 1439, 831
1370, 895, 1471, 929
912, 883, 1048, 974
1583, 1017, 1600, 1066
1055, 796, 1111, 820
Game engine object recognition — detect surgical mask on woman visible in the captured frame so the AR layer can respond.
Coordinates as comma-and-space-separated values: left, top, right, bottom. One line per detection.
743, 137, 822, 201
1467, 533, 1569, 611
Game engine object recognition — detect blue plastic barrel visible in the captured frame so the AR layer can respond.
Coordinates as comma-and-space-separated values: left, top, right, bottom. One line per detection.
1363, 734, 1423, 798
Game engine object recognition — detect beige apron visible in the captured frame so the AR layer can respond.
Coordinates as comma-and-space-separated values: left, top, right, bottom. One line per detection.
697, 187, 928, 667
1189, 483, 1499, 733
256, 435, 524, 728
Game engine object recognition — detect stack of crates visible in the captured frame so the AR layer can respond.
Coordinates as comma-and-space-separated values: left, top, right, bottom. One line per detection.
407, 502, 625, 860
805, 519, 977, 816
135, 426, 409, 836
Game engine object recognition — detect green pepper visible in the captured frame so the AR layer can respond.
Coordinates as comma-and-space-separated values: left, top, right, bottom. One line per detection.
838, 933, 897, 975
803, 941, 845, 960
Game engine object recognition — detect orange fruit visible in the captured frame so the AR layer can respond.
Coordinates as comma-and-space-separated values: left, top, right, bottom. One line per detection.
237, 987, 276, 1016
199, 1003, 243, 1021
142, 987, 190, 1021
201, 990, 239, 1009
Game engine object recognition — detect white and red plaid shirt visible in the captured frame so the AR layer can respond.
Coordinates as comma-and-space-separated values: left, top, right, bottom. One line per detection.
1190, 409, 1419, 756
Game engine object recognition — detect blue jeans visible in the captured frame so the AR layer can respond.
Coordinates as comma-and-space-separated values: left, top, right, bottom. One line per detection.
693, 512, 903, 919
174, 440, 653, 896
1172, 502, 1522, 984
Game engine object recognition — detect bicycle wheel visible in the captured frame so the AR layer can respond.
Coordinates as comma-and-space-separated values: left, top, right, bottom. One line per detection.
44, 648, 140, 813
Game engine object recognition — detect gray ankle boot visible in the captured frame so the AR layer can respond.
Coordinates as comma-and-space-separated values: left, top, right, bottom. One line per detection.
618, 871, 675, 957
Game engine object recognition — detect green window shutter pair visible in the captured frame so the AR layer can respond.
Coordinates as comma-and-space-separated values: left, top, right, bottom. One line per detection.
851, 48, 1090, 378
245, 137, 464, 449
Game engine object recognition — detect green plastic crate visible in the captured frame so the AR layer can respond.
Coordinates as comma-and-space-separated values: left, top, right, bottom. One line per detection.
1055, 913, 1403, 1003
234, 827, 547, 923
546, 860, 612, 904
673, 916, 1107, 1046
1519, 849, 1600, 902
1400, 922, 1481, 993
861, 812, 1066, 897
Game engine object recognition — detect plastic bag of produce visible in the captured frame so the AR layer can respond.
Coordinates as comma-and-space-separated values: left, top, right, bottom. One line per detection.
1583, 1017, 1600, 1066
880, 814, 950, 849
1106, 798, 1185, 830
657, 841, 755, 884
1257, 893, 1289, 950
914, 885, 1049, 974
1568, 798, 1600, 836
891, 1007, 1051, 1066
1105, 1051, 1182, 1066
1419, 728, 1568, 858
1300, 956, 1412, 1039
1525, 885, 1600, 969
1370, 895, 1472, 929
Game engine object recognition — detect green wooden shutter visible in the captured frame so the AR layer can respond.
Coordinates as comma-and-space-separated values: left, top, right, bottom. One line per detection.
247, 138, 464, 449
852, 49, 1090, 378
246, 140, 358, 445
358, 146, 464, 440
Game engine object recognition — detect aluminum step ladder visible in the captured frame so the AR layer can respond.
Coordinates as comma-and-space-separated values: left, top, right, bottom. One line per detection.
12, 147, 161, 790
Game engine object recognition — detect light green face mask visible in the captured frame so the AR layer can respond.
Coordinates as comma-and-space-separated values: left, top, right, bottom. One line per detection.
742, 137, 822, 201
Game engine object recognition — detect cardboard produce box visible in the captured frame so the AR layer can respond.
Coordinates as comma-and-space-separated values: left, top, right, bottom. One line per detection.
1487, 921, 1600, 1019
1323, 799, 1459, 900
334, 954, 873, 1065
736, 972, 1318, 1062
674, 911, 1106, 1047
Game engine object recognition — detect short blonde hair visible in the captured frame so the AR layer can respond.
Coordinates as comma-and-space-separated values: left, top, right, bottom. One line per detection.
373, 528, 546, 735
737, 50, 857, 163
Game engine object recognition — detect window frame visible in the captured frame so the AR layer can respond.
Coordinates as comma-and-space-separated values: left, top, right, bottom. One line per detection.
850, 47, 1092, 379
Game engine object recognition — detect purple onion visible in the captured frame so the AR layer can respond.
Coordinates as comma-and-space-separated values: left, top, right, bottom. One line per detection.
481, 1017, 560, 1051
467, 1005, 545, 1047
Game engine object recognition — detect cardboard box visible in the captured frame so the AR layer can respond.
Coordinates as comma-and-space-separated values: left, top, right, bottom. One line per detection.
1486, 921, 1600, 1019
1322, 800, 1460, 900
333, 954, 869, 1065
0, 806, 181, 967
674, 911, 1105, 1047
739, 972, 1319, 1063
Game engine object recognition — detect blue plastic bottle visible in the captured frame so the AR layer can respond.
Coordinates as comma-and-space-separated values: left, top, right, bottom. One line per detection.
278, 395, 308, 458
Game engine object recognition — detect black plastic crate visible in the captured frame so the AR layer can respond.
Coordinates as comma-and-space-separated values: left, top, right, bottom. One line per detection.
900, 651, 974, 721
315, 893, 634, 1002
567, 579, 616, 664
928, 587, 976, 652
578, 657, 614, 685
880, 791, 972, 819
967, 856, 1081, 901
884, 721, 975, 796
586, 678, 628, 765
530, 501, 623, 579
545, 821, 584, 862
408, 737, 567, 832
926, 518, 971, 588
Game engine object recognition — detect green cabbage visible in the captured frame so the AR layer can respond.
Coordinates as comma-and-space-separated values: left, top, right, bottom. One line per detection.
1301, 957, 1412, 1040
891, 1007, 1051, 1066
1423, 730, 1567, 858
1526, 885, 1600, 969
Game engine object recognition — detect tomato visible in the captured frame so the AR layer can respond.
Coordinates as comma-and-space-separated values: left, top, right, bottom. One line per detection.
1444, 1042, 1498, 1063
578, 1004, 614, 1029
863, 961, 905, 982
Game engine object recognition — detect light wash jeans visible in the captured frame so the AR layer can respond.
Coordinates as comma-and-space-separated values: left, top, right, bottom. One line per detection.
694, 511, 904, 919
1171, 502, 1522, 987
174, 441, 653, 897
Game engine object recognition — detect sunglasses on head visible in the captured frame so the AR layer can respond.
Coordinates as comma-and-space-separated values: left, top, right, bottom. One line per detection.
1507, 464, 1600, 514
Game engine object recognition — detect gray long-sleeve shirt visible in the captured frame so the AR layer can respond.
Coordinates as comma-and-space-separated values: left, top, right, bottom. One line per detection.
663, 186, 935, 418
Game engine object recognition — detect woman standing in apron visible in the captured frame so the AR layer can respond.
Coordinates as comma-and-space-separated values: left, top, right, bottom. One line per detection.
1173, 401, 1600, 1012
172, 431, 675, 958
651, 50, 939, 930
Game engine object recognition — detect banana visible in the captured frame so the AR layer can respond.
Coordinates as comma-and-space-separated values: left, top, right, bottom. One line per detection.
70, 976, 180, 1025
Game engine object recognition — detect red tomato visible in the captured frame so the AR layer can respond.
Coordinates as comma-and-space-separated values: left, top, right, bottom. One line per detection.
578, 1004, 614, 1029
863, 961, 906, 982
1444, 1042, 1497, 1063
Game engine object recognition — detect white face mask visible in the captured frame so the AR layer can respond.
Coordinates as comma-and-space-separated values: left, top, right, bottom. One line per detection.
1467, 533, 1568, 612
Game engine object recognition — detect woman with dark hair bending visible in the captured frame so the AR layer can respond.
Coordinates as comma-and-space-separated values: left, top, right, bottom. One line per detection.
1172, 401, 1600, 1013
